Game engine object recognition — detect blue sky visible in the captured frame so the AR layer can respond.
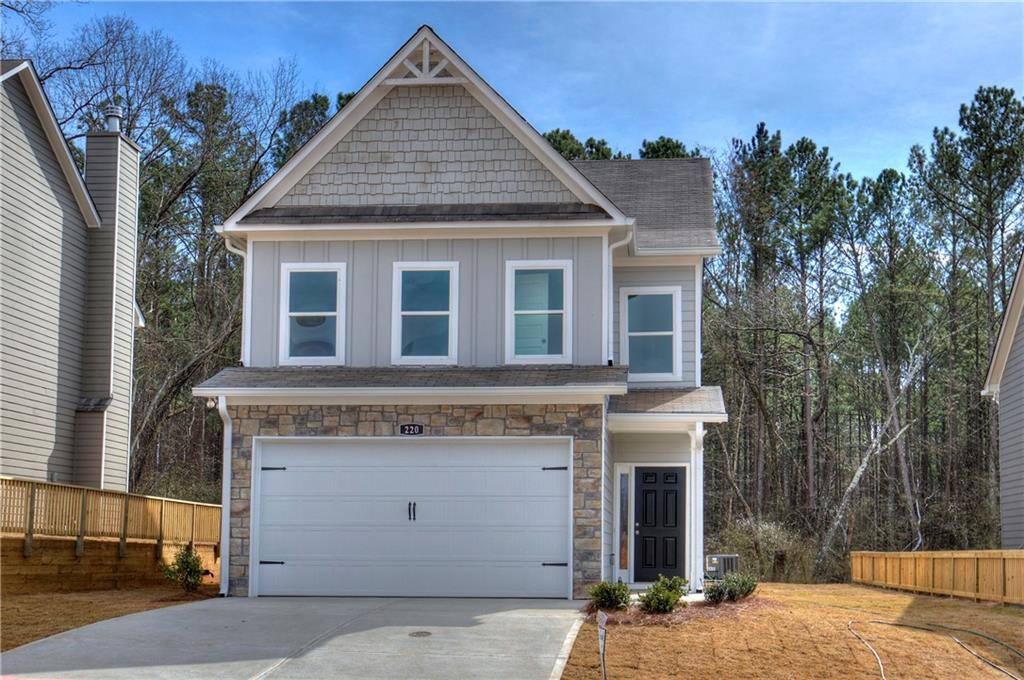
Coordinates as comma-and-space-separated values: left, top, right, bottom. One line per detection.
46, 2, 1023, 180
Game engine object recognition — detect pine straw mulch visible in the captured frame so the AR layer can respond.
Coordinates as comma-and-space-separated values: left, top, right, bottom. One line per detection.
1, 584, 219, 652
582, 594, 781, 627
562, 583, 1024, 680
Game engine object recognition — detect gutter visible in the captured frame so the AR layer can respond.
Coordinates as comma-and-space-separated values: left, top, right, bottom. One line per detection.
215, 396, 231, 596
193, 384, 627, 399
607, 230, 634, 363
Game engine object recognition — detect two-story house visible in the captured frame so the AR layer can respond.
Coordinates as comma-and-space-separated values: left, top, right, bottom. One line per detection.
194, 26, 726, 598
1, 60, 142, 492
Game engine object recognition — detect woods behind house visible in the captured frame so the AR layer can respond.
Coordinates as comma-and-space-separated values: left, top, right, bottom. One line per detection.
5, 8, 1023, 580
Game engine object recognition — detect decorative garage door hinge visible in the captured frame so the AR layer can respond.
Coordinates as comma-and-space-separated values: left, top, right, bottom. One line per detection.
541, 562, 568, 567
259, 560, 285, 565
541, 466, 568, 471
261, 466, 287, 471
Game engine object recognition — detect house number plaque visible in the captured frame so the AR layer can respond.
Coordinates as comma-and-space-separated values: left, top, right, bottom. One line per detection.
399, 423, 424, 436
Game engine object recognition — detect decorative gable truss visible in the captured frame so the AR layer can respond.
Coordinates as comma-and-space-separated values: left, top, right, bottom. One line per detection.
386, 37, 463, 86
219, 26, 629, 232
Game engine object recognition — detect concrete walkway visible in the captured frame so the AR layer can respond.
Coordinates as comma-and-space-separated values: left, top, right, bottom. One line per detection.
1, 597, 582, 680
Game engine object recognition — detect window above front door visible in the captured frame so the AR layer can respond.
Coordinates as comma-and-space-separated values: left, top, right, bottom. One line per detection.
620, 286, 682, 381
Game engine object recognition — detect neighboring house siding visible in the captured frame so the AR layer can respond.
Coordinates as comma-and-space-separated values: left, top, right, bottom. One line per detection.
1000, 311, 1024, 548
0, 75, 89, 484
277, 85, 578, 207
103, 139, 138, 489
613, 265, 698, 386
249, 237, 605, 367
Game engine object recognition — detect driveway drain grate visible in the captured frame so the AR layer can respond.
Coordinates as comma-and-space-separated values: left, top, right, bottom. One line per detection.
409, 631, 432, 638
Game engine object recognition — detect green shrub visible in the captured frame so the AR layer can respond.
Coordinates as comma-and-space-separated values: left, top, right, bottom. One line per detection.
638, 574, 689, 613
588, 581, 631, 610
161, 544, 205, 593
704, 572, 758, 606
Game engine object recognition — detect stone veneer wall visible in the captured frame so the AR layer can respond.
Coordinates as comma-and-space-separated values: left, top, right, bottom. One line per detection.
227, 403, 604, 597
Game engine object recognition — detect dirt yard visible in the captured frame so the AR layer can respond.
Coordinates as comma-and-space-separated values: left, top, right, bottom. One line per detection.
563, 583, 1024, 679
0, 584, 218, 651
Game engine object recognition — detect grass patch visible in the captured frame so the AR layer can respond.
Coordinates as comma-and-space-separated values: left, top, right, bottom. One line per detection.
1, 584, 218, 651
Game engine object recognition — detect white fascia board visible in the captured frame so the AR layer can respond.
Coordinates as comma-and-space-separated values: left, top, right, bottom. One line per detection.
222, 220, 617, 239
220, 26, 631, 231
984, 251, 1024, 397
632, 245, 722, 257
607, 412, 728, 433
6, 62, 102, 229
193, 384, 627, 405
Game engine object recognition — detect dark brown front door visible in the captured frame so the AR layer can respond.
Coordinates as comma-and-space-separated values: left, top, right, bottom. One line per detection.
633, 467, 685, 582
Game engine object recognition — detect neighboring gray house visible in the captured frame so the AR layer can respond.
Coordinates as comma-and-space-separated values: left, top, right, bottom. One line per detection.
0, 61, 141, 492
194, 26, 727, 599
984, 251, 1024, 549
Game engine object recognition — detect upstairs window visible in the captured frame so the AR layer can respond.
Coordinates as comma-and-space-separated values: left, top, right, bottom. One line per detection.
620, 286, 681, 381
392, 262, 458, 364
505, 260, 572, 364
279, 263, 346, 365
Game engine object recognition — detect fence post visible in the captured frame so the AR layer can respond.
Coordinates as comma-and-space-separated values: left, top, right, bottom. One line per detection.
75, 488, 88, 557
975, 555, 980, 602
23, 483, 36, 557
189, 503, 196, 549
156, 499, 165, 560
118, 494, 130, 558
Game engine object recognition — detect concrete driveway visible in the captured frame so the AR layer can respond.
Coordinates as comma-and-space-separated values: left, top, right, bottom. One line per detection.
1, 597, 582, 680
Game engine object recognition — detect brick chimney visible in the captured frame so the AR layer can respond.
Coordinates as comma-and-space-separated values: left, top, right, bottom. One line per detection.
74, 107, 141, 491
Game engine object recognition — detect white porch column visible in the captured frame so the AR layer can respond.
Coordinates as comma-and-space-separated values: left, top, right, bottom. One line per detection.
691, 423, 705, 591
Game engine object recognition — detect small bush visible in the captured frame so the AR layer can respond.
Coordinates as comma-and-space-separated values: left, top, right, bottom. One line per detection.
638, 574, 689, 613
588, 581, 631, 610
161, 544, 205, 592
704, 572, 758, 605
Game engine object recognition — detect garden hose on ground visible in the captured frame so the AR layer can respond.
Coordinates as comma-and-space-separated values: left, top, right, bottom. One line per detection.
847, 619, 1024, 680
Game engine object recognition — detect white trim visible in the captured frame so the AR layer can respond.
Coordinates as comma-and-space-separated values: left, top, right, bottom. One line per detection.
3, 61, 102, 228
695, 261, 703, 386
634, 245, 722, 257
607, 413, 726, 434
241, 238, 253, 365
504, 259, 573, 364
984, 251, 1024, 397
619, 285, 683, 382
278, 262, 347, 366
614, 254, 705, 268
223, 221, 617, 238
601, 233, 609, 367
391, 261, 459, 365
247, 435, 575, 599
612, 461, 693, 587
194, 384, 625, 405
218, 26, 628, 231
216, 396, 232, 596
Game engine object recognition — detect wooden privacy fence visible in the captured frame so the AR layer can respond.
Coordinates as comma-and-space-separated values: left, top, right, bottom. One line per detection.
851, 550, 1024, 605
0, 477, 220, 559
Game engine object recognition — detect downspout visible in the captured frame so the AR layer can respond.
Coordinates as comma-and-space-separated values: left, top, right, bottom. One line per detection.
607, 230, 634, 364
216, 396, 232, 596
224, 236, 246, 258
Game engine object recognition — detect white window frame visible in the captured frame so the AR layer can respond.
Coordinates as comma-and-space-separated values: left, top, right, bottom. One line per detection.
391, 261, 459, 365
278, 262, 346, 366
620, 285, 682, 381
505, 260, 573, 365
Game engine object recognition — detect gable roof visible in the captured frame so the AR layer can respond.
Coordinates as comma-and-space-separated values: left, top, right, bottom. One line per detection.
573, 158, 719, 254
984, 249, 1024, 398
1, 60, 101, 229
221, 26, 628, 232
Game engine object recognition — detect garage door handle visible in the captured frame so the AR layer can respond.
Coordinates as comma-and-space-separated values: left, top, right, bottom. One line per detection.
259, 560, 285, 565
542, 562, 568, 567
408, 502, 412, 521
412, 502, 416, 521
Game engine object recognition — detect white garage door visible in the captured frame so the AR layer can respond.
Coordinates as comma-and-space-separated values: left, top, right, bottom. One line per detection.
253, 438, 571, 598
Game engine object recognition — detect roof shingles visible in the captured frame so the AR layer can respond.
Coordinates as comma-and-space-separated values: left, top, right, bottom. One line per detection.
608, 386, 725, 415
